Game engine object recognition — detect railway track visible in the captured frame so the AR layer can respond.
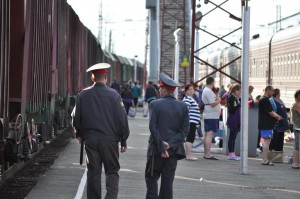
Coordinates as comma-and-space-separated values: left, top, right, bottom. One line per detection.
0, 128, 74, 199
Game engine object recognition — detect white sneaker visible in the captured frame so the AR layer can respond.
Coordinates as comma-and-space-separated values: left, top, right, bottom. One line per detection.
228, 156, 240, 161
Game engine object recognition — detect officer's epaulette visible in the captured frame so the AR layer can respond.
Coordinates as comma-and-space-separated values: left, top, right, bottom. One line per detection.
79, 86, 92, 93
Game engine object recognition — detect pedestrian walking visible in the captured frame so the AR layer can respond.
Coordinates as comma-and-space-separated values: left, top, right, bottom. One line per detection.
259, 85, 282, 166
121, 84, 135, 115
111, 79, 121, 93
202, 77, 221, 160
291, 89, 300, 169
131, 82, 141, 107
183, 84, 201, 160
72, 63, 130, 199
269, 89, 289, 152
145, 73, 189, 199
226, 83, 241, 161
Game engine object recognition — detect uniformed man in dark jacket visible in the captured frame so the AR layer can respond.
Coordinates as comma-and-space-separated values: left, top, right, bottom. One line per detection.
72, 63, 130, 199
145, 73, 190, 199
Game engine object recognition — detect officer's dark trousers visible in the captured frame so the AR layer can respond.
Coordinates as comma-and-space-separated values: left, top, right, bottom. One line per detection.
85, 139, 120, 199
145, 155, 178, 199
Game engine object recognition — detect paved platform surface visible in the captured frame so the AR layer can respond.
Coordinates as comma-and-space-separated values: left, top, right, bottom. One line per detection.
26, 111, 300, 199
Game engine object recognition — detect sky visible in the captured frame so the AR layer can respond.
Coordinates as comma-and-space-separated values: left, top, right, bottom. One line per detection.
67, 0, 147, 62
67, 0, 300, 62
197, 0, 300, 51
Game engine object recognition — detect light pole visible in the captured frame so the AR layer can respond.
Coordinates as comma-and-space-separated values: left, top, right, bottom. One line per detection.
134, 55, 138, 82
174, 28, 183, 99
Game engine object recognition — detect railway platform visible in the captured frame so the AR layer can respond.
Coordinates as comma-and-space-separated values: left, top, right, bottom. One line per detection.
26, 111, 299, 199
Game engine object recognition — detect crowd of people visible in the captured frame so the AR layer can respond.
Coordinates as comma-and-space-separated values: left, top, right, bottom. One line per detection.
189, 78, 299, 168
111, 76, 299, 169
110, 79, 142, 115
72, 63, 299, 198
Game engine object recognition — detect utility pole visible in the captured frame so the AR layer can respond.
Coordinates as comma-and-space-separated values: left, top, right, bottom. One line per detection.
143, 12, 150, 91
108, 30, 112, 52
98, 0, 103, 44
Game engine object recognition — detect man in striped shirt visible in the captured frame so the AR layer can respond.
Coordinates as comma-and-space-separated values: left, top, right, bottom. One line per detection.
183, 84, 201, 160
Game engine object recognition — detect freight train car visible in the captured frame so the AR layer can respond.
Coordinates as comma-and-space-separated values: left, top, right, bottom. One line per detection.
0, 0, 144, 173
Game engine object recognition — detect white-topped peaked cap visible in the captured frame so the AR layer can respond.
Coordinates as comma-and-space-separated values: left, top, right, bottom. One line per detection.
86, 63, 111, 74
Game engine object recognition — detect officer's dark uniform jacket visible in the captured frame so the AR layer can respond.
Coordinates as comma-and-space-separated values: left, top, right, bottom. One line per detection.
147, 94, 190, 160
73, 82, 129, 147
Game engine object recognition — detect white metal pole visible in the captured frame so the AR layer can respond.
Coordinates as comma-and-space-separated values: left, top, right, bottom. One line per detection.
194, 30, 199, 82
134, 59, 137, 82
174, 42, 180, 99
240, 4, 250, 175
156, 0, 161, 81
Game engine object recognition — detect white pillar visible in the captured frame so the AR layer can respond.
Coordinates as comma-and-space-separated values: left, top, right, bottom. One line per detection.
240, 4, 250, 175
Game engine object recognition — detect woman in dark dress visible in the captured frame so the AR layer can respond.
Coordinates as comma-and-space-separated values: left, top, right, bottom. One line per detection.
269, 89, 289, 152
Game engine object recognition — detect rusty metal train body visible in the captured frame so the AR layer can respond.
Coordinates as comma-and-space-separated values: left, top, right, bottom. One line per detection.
0, 0, 144, 172
201, 25, 300, 107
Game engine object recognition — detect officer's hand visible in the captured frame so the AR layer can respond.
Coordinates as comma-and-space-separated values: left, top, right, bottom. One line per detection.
163, 141, 170, 150
120, 147, 127, 153
77, 137, 83, 144
161, 151, 169, 158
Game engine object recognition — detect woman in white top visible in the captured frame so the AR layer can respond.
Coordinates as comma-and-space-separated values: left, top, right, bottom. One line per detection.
183, 84, 201, 160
